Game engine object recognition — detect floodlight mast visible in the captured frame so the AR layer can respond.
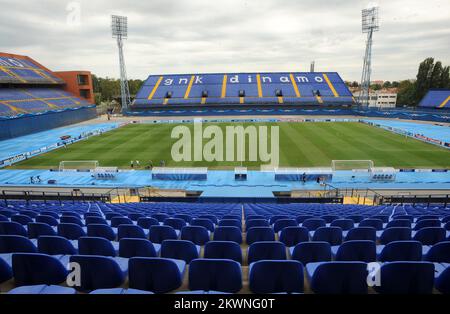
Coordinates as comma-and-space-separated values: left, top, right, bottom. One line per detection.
112, 15, 131, 112
358, 7, 380, 107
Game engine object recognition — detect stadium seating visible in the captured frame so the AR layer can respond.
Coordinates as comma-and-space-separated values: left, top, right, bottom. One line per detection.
188, 259, 242, 293
203, 241, 243, 264
160, 240, 199, 263
418, 89, 450, 108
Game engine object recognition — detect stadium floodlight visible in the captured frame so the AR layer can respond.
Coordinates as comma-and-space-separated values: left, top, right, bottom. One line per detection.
111, 15, 131, 112
358, 6, 380, 107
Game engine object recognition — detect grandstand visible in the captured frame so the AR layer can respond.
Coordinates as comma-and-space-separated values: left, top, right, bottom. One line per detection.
419, 89, 450, 109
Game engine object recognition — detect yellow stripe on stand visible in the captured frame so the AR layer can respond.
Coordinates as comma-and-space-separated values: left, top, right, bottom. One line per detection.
184, 76, 195, 99
33, 69, 57, 83
221, 75, 228, 98
201, 97, 206, 105
256, 74, 263, 98
277, 96, 284, 104
0, 66, 27, 83
438, 96, 450, 108
239, 97, 244, 104
289, 74, 301, 97
323, 73, 339, 97
0, 101, 26, 113
148, 76, 163, 99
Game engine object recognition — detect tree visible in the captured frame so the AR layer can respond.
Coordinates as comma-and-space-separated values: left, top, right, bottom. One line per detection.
397, 80, 416, 106
391, 81, 400, 88
371, 84, 382, 91
415, 57, 435, 103
440, 66, 450, 88
382, 81, 391, 88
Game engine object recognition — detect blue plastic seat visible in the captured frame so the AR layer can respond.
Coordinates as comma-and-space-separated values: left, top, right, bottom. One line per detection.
424, 241, 450, 263
279, 226, 309, 247
222, 215, 241, 221
0, 214, 8, 222
163, 218, 187, 230
198, 214, 218, 225
160, 240, 199, 263
414, 219, 441, 231
0, 235, 37, 253
269, 215, 290, 225
379, 227, 411, 245
392, 215, 414, 223
273, 219, 297, 233
21, 211, 39, 219
312, 227, 342, 245
8, 284, 76, 294
321, 215, 340, 224
58, 223, 86, 240
12, 253, 68, 286
247, 241, 286, 264
330, 219, 354, 231
137, 217, 159, 229
117, 224, 147, 240
129, 257, 186, 293
295, 215, 314, 224
90, 288, 152, 294
413, 227, 446, 245
345, 215, 365, 223
435, 266, 450, 294
110, 217, 133, 228
213, 226, 242, 244
69, 255, 127, 292
374, 262, 434, 294
0, 221, 28, 237
345, 227, 376, 242
359, 218, 383, 231
246, 227, 275, 245
204, 241, 243, 264
104, 213, 122, 220
249, 260, 304, 294
149, 225, 179, 244
246, 219, 269, 231
0, 256, 12, 283
38, 236, 77, 255
378, 240, 422, 262
190, 218, 215, 232
128, 213, 145, 221
87, 224, 117, 241
218, 219, 241, 230
84, 212, 102, 219
334, 240, 376, 262
78, 236, 117, 257
371, 215, 389, 223
151, 213, 170, 223
119, 238, 158, 258
173, 214, 193, 223
290, 241, 331, 265
180, 226, 210, 245
27, 222, 57, 239
386, 219, 411, 228
60, 216, 84, 226
189, 259, 242, 293
85, 217, 108, 225
416, 215, 439, 222
36, 215, 58, 227
306, 261, 368, 294
302, 218, 326, 231
11, 215, 34, 226
41, 211, 60, 219
61, 212, 81, 219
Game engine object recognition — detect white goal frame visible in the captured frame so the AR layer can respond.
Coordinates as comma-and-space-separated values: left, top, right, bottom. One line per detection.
331, 160, 374, 172
59, 160, 99, 172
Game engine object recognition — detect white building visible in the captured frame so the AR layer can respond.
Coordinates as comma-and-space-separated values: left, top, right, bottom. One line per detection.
368, 92, 397, 108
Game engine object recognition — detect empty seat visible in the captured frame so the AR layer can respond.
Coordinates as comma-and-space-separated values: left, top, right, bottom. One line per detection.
90, 288, 152, 294
69, 255, 126, 292
21, 211, 39, 219
386, 219, 411, 228
330, 219, 354, 231
442, 215, 450, 224
413, 227, 446, 245
104, 213, 122, 220
392, 215, 414, 223
222, 215, 241, 221
302, 218, 326, 231
198, 214, 218, 225
246, 219, 269, 231
0, 235, 37, 253
248, 241, 286, 264
374, 262, 434, 294
416, 215, 439, 222
279, 226, 309, 247
85, 217, 108, 225
189, 259, 242, 293
11, 215, 34, 226
119, 238, 158, 258
0, 214, 8, 222
37, 235, 77, 255
110, 217, 133, 228
117, 224, 147, 240
173, 214, 193, 223
346, 215, 365, 223
36, 215, 58, 226
60, 216, 84, 226
190, 218, 215, 232
246, 227, 275, 245
334, 240, 376, 262
435, 267, 450, 294
180, 226, 210, 246
290, 242, 331, 265
8, 284, 76, 294
213, 226, 242, 244
379, 227, 411, 245
306, 261, 368, 294
27, 222, 57, 239
424, 241, 450, 263
0, 221, 28, 237
345, 227, 376, 242
137, 217, 159, 229
359, 218, 383, 231
371, 215, 389, 223
413, 219, 441, 231
312, 227, 343, 245
151, 213, 170, 223
87, 224, 117, 241
246, 215, 265, 221
41, 211, 60, 219
218, 219, 241, 230
84, 212, 102, 219
160, 240, 199, 263
163, 218, 187, 230
0, 256, 12, 283
321, 215, 340, 224
273, 219, 297, 233
61, 212, 81, 219
57, 223, 86, 240
149, 225, 178, 244
128, 213, 145, 221
12, 253, 68, 286
249, 260, 304, 294
269, 215, 290, 225
129, 257, 185, 293
378, 240, 422, 262
204, 241, 243, 264
78, 236, 117, 257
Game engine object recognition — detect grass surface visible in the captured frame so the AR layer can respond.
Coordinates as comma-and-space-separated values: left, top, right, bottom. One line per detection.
11, 122, 450, 169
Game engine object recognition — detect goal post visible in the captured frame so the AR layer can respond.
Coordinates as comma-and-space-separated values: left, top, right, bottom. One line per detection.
331, 160, 374, 171
59, 160, 99, 172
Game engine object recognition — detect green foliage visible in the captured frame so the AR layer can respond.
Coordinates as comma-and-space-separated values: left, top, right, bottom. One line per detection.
91, 74, 143, 103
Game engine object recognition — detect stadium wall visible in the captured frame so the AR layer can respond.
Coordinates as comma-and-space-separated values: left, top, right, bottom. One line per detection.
0, 106, 97, 140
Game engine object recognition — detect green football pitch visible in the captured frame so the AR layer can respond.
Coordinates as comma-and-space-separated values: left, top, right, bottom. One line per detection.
11, 122, 450, 169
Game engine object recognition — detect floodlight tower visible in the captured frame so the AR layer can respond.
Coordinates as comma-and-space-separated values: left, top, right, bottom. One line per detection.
111, 15, 131, 111
358, 6, 380, 107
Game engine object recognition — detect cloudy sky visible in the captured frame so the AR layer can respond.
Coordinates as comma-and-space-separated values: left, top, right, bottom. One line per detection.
1, 0, 449, 82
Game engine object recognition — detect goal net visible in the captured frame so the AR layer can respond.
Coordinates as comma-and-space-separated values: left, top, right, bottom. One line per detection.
59, 160, 99, 172
331, 160, 374, 171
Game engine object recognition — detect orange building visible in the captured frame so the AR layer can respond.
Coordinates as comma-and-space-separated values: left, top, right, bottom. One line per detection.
54, 71, 95, 104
